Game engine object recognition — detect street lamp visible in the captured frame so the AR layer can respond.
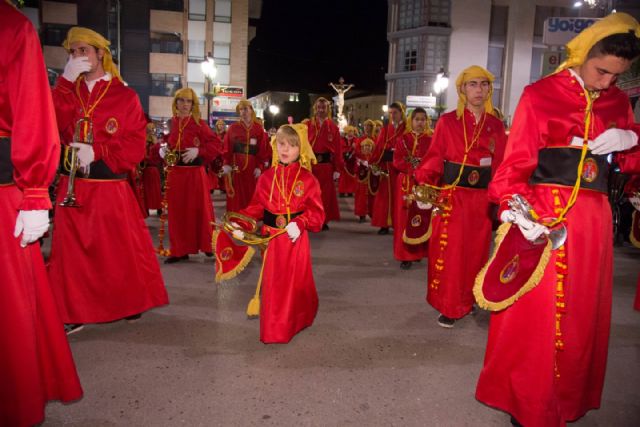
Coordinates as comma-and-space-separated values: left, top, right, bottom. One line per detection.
433, 68, 449, 119
268, 104, 280, 128
200, 53, 217, 127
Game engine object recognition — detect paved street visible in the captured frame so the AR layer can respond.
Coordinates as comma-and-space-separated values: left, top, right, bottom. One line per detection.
45, 194, 640, 426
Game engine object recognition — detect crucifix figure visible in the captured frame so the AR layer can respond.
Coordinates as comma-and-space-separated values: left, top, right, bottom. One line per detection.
329, 77, 354, 119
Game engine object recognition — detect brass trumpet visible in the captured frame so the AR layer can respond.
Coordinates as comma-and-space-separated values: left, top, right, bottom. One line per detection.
216, 212, 280, 248
60, 117, 93, 207
508, 194, 567, 250
369, 163, 389, 178
411, 183, 452, 211
217, 164, 239, 178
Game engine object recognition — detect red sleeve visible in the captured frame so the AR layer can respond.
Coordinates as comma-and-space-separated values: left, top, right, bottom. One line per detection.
331, 125, 344, 171
197, 120, 221, 163
5, 14, 60, 210
292, 173, 325, 233
222, 129, 232, 166
414, 120, 446, 185
51, 77, 78, 139
615, 107, 640, 174
238, 174, 267, 220
393, 135, 411, 173
257, 131, 271, 167
491, 120, 508, 178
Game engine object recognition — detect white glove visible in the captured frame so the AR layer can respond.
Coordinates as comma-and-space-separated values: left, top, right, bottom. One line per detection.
62, 56, 92, 82
333, 171, 340, 181
253, 168, 261, 178
285, 221, 301, 243
222, 165, 232, 175
70, 142, 94, 174
360, 160, 369, 168
14, 210, 49, 248
159, 146, 167, 159
232, 229, 245, 240
630, 196, 640, 211
589, 129, 638, 155
182, 147, 199, 163
500, 210, 549, 242
417, 201, 432, 210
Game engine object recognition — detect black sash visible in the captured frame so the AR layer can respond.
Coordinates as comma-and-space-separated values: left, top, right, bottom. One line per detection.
233, 142, 258, 156
263, 209, 303, 229
314, 152, 331, 164
443, 161, 491, 189
381, 149, 394, 162
60, 148, 127, 180
529, 147, 608, 193
0, 137, 12, 184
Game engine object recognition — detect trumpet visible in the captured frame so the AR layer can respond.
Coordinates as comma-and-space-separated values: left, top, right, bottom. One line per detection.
215, 212, 281, 248
163, 146, 179, 167
369, 163, 389, 177
60, 117, 93, 208
411, 183, 452, 212
508, 194, 567, 250
217, 164, 239, 178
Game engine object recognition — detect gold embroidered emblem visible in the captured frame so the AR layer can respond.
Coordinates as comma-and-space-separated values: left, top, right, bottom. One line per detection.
488, 137, 496, 153
294, 180, 305, 197
275, 215, 287, 228
499, 255, 519, 284
411, 214, 422, 227
581, 158, 598, 183
468, 170, 480, 186
220, 247, 233, 261
105, 117, 119, 134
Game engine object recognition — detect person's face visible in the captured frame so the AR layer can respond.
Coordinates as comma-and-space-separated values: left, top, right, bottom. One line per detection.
216, 123, 225, 133
389, 107, 402, 124
462, 78, 491, 109
69, 41, 103, 74
315, 101, 329, 118
576, 54, 631, 91
411, 112, 428, 134
175, 97, 193, 117
239, 105, 253, 122
364, 123, 373, 136
276, 135, 300, 165
346, 129, 355, 138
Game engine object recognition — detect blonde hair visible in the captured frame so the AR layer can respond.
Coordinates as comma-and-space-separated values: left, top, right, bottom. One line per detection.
276, 125, 301, 147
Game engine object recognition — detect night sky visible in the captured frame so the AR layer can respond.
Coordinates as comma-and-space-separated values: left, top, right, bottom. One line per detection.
247, 0, 389, 97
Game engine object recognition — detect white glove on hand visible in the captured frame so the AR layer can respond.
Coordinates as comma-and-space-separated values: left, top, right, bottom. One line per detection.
253, 168, 261, 178
182, 147, 199, 163
500, 210, 549, 242
285, 221, 301, 243
62, 56, 92, 82
70, 142, 94, 173
360, 160, 369, 168
589, 129, 638, 155
14, 210, 49, 248
232, 229, 245, 240
416, 201, 432, 210
629, 196, 640, 211
333, 171, 340, 181
222, 165, 232, 175
159, 146, 167, 159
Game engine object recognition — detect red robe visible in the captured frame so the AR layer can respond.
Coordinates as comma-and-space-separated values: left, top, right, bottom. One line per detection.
223, 121, 269, 212
415, 109, 506, 318
392, 131, 431, 261
476, 70, 640, 427
166, 116, 220, 257
354, 135, 376, 217
206, 130, 225, 191
142, 141, 162, 210
626, 175, 640, 311
371, 122, 405, 228
338, 136, 358, 194
306, 117, 342, 222
239, 162, 325, 343
49, 75, 168, 323
0, 5, 82, 425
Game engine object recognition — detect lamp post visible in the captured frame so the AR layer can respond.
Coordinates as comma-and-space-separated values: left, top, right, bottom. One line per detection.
268, 104, 280, 129
381, 104, 388, 122
433, 68, 449, 120
200, 53, 217, 127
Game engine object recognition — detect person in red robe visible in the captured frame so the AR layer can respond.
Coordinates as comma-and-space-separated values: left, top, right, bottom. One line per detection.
142, 122, 163, 214
306, 97, 343, 229
354, 120, 377, 222
48, 27, 169, 331
392, 107, 432, 269
338, 125, 359, 196
221, 100, 269, 212
159, 88, 221, 263
475, 14, 640, 426
206, 119, 226, 192
414, 66, 507, 328
0, 4, 83, 424
371, 102, 406, 235
233, 124, 325, 343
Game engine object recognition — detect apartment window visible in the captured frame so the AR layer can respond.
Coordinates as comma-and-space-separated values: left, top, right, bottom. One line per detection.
424, 34, 448, 73
395, 77, 420, 103
150, 0, 183, 11
488, 5, 508, 109
188, 0, 206, 20
151, 73, 182, 96
188, 39, 206, 62
289, 93, 299, 102
41, 23, 73, 46
213, 42, 230, 65
150, 32, 183, 54
215, 0, 232, 23
398, 0, 425, 30
397, 36, 420, 72
427, 0, 450, 27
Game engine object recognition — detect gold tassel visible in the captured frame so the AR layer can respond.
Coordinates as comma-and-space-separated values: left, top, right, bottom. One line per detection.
246, 247, 269, 317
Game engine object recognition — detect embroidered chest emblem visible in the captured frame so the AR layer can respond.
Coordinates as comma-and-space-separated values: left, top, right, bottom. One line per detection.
468, 169, 480, 186
105, 117, 119, 134
294, 180, 305, 197
581, 158, 598, 183
499, 254, 520, 284
220, 247, 233, 261
488, 137, 496, 153
193, 137, 200, 147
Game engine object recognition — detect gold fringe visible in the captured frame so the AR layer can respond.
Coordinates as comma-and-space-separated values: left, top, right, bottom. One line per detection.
247, 247, 269, 317
630, 211, 640, 249
473, 222, 552, 312
402, 213, 433, 244
212, 229, 256, 283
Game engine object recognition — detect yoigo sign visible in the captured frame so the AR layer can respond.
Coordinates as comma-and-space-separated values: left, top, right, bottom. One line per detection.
543, 17, 600, 46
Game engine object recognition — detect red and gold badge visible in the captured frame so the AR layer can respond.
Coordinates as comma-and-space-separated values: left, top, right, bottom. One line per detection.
581, 158, 598, 183
411, 214, 422, 227
220, 247, 233, 261
275, 215, 287, 228
468, 170, 480, 186
499, 254, 519, 284
105, 117, 119, 134
193, 137, 200, 147
294, 180, 305, 197
488, 137, 496, 153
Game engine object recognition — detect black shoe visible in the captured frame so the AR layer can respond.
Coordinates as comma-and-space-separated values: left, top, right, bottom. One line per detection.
400, 261, 412, 270
510, 416, 523, 427
437, 314, 456, 328
471, 305, 479, 316
164, 255, 189, 264
204, 252, 214, 258
358, 216, 366, 223
125, 313, 142, 323
156, 209, 162, 216
322, 223, 329, 231
64, 323, 84, 335
377, 227, 389, 235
